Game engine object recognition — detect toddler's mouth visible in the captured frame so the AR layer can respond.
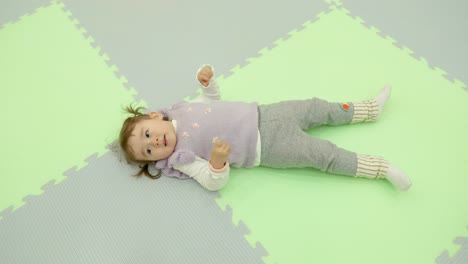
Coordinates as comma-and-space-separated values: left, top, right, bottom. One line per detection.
164, 135, 167, 147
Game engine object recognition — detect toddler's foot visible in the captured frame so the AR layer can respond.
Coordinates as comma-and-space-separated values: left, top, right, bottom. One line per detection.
386, 163, 412, 191
374, 85, 392, 117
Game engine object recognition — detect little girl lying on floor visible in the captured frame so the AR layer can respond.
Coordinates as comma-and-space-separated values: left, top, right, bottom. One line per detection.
119, 65, 412, 191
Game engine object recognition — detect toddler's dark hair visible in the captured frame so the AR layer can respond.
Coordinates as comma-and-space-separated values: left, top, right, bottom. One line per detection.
119, 104, 162, 179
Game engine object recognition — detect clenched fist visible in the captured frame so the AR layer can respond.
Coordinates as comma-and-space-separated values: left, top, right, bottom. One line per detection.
197, 65, 214, 87
210, 139, 231, 169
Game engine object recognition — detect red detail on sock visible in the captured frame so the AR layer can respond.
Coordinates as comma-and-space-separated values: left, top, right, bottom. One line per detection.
342, 103, 350, 110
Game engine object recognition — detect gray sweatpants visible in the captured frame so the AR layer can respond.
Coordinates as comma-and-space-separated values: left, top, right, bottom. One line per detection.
258, 98, 389, 178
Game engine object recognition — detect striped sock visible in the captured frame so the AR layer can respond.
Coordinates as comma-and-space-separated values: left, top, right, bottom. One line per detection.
356, 154, 389, 179
356, 155, 412, 191
351, 86, 392, 123
351, 100, 380, 123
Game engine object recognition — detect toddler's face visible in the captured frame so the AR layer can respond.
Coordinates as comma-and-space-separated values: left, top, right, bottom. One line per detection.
127, 113, 177, 161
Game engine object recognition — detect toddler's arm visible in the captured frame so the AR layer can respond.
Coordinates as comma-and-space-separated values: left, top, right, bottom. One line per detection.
194, 64, 220, 102
173, 139, 231, 191
173, 157, 230, 191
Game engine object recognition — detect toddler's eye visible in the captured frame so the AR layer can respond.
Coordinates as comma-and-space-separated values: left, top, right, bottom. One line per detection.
145, 130, 150, 138
146, 147, 152, 155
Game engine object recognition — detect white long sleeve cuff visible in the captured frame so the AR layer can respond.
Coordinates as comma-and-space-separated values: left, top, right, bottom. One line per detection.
199, 78, 220, 101
173, 156, 230, 191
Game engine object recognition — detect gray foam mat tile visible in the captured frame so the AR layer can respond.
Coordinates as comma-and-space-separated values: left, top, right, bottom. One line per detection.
0, 0, 51, 28
59, 0, 329, 107
0, 152, 267, 263
437, 228, 468, 264
338, 0, 468, 91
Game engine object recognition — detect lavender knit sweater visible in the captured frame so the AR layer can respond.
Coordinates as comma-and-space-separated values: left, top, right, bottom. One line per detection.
155, 101, 259, 179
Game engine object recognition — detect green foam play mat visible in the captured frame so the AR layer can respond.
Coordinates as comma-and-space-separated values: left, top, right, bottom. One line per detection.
216, 7, 468, 264
0, 3, 136, 213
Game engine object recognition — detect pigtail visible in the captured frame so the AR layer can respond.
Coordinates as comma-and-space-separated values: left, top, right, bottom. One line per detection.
135, 163, 162, 180
124, 104, 145, 117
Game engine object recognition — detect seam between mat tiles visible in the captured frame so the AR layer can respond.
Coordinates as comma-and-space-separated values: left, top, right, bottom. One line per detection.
216, 6, 333, 85
324, 0, 467, 92
57, 0, 145, 103
58, 0, 149, 160
436, 226, 468, 264
56, 1, 205, 104
0, 2, 52, 30
214, 7, 333, 264
0, 153, 104, 222
56, 0, 199, 105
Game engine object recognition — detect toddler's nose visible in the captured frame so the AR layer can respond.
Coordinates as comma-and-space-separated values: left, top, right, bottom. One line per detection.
155, 136, 163, 147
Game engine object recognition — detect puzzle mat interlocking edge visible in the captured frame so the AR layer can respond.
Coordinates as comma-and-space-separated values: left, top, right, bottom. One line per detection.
0, 0, 468, 264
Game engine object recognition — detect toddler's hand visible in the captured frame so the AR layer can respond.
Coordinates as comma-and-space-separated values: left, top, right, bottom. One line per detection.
210, 139, 231, 169
197, 65, 213, 87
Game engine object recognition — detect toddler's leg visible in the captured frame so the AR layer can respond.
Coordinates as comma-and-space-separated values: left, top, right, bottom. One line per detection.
259, 126, 359, 176
262, 86, 392, 130
259, 123, 412, 190
260, 98, 354, 130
